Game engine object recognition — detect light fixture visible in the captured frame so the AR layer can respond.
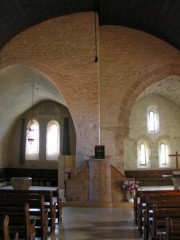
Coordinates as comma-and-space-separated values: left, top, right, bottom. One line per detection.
27, 82, 35, 144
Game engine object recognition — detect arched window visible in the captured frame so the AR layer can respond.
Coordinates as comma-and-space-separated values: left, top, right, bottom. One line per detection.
147, 105, 159, 133
148, 111, 156, 132
139, 143, 146, 165
25, 119, 39, 160
160, 143, 167, 165
137, 140, 150, 168
46, 120, 60, 160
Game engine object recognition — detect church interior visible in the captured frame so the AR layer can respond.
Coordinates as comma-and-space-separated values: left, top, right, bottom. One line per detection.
0, 1, 180, 239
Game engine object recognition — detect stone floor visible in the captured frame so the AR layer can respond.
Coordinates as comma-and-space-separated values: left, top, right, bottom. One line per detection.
47, 206, 142, 240
47, 185, 175, 240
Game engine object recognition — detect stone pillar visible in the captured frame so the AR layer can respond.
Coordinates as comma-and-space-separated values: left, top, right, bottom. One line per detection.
89, 157, 112, 203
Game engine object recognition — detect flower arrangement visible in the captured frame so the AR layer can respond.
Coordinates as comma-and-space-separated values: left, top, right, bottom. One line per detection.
65, 167, 74, 179
122, 179, 140, 192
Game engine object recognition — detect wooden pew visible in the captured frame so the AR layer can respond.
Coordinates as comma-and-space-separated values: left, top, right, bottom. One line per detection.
25, 187, 62, 223
166, 217, 180, 240
0, 196, 48, 239
28, 191, 56, 230
0, 190, 56, 231
1, 215, 19, 240
136, 190, 180, 233
53, 187, 62, 222
134, 189, 180, 224
0, 187, 62, 223
0, 203, 36, 240
143, 197, 180, 240
22, 187, 62, 223
149, 204, 180, 240
138, 193, 180, 235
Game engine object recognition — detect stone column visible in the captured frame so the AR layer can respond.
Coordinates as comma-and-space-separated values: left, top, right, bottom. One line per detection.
89, 157, 112, 204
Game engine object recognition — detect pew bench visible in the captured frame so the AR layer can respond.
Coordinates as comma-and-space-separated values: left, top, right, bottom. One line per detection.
0, 203, 36, 240
0, 190, 56, 231
136, 190, 180, 235
166, 217, 180, 240
143, 198, 180, 240
0, 215, 19, 240
23, 187, 62, 223
24, 187, 62, 223
0, 187, 62, 224
149, 205, 180, 240
0, 196, 48, 239
134, 189, 180, 225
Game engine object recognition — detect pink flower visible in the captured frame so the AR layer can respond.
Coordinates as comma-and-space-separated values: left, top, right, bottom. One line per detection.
122, 179, 139, 192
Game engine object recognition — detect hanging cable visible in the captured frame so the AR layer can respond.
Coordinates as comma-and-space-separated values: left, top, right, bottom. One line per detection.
94, 11, 98, 63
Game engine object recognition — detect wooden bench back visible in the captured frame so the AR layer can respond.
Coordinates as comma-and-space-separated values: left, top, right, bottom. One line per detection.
134, 189, 180, 224
0, 188, 61, 223
166, 217, 180, 240
0, 203, 36, 240
150, 205, 180, 239
0, 195, 48, 239
0, 189, 57, 230
0, 215, 19, 240
136, 190, 180, 234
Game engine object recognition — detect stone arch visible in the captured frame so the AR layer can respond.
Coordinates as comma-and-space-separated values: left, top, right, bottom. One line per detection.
0, 63, 77, 165
120, 63, 180, 136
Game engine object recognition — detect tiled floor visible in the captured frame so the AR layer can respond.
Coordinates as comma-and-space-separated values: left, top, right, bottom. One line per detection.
48, 206, 142, 240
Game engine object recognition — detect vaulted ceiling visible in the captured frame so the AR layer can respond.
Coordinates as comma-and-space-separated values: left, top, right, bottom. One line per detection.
0, 0, 180, 50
